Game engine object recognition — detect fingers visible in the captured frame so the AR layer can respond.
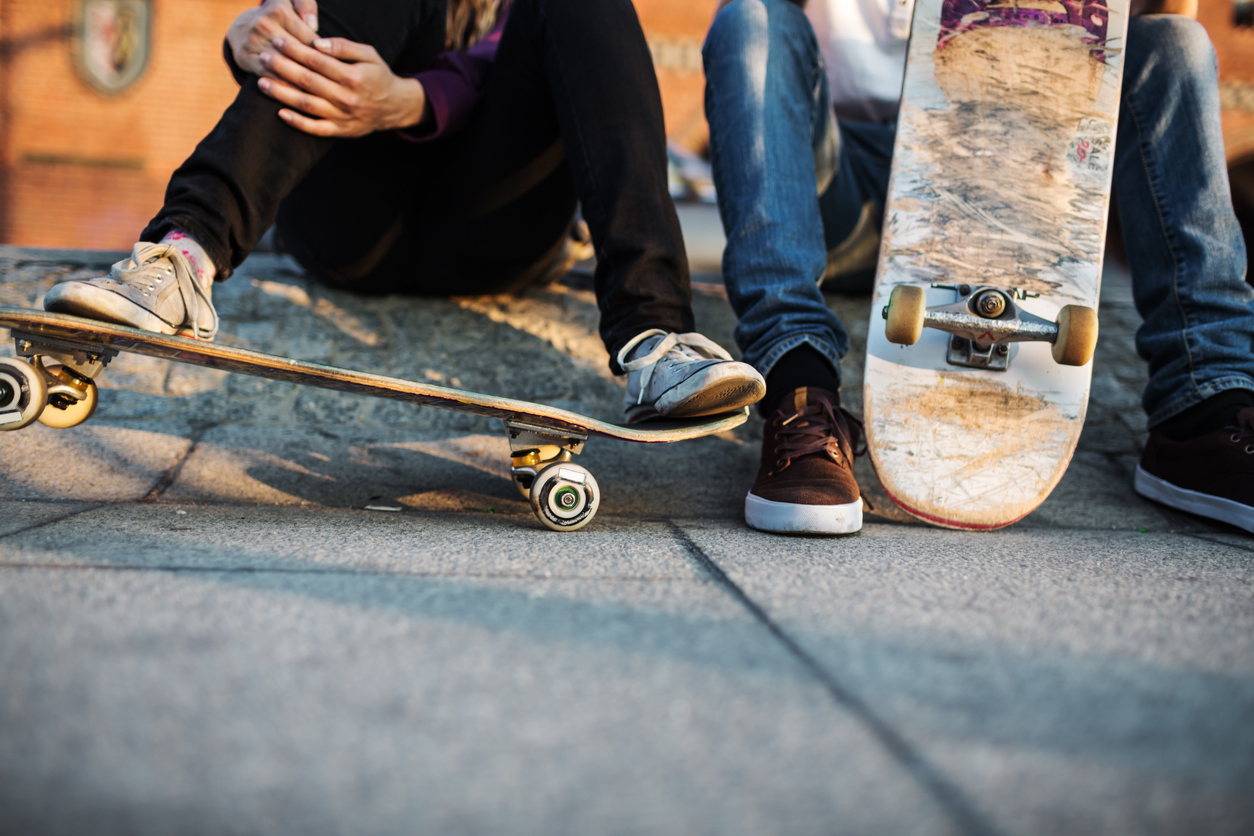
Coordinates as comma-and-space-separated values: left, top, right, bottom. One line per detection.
312, 37, 382, 65
261, 43, 357, 110
270, 35, 354, 85
275, 4, 318, 44
277, 108, 346, 138
258, 76, 346, 121
292, 0, 319, 32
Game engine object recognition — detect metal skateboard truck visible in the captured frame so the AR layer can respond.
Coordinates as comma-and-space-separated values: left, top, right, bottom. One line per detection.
881, 284, 1098, 370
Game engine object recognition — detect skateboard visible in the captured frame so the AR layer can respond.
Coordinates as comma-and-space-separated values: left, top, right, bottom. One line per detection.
863, 0, 1128, 529
0, 308, 748, 532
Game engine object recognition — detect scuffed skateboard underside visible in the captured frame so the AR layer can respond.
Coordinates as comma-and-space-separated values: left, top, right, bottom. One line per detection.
864, 0, 1128, 529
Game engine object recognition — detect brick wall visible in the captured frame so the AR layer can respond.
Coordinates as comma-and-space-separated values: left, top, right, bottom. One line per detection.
0, 0, 243, 248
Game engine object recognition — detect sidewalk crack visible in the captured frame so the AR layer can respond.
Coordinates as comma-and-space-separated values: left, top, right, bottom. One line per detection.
142, 421, 218, 501
669, 522, 998, 836
0, 504, 104, 540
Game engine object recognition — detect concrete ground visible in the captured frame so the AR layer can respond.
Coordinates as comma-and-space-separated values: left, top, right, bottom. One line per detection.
1, 216, 1252, 835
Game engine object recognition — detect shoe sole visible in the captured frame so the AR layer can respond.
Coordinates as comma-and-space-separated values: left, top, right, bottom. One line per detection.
45, 283, 179, 335
629, 364, 765, 422
745, 492, 863, 534
1134, 465, 1254, 533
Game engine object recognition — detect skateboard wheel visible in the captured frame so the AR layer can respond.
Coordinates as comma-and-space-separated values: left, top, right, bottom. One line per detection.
884, 285, 926, 346
1052, 305, 1098, 366
529, 462, 600, 532
0, 357, 48, 431
38, 367, 98, 429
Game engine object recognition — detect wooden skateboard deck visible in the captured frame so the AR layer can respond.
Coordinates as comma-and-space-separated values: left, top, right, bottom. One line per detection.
0, 308, 748, 530
863, 0, 1129, 529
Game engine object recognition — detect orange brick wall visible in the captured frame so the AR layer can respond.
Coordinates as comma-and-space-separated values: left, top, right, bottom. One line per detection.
0, 0, 243, 248
637, 0, 714, 152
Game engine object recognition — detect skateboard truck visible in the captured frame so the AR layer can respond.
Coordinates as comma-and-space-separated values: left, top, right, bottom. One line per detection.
882, 284, 1097, 370
506, 421, 600, 532
0, 331, 113, 430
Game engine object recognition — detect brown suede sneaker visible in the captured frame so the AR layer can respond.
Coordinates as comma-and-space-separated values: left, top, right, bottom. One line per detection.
1135, 406, 1254, 532
745, 387, 863, 534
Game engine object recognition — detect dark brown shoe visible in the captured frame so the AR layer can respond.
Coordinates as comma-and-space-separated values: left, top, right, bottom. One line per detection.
1136, 406, 1254, 532
745, 387, 862, 534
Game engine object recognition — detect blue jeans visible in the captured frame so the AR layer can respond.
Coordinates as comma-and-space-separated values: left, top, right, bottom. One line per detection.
703, 0, 1253, 425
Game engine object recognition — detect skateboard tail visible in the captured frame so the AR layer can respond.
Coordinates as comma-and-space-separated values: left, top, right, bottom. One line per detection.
876, 481, 1033, 531
863, 355, 1088, 530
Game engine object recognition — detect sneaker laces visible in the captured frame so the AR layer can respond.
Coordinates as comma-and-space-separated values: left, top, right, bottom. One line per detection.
616, 329, 733, 405
1228, 410, 1254, 453
770, 399, 865, 473
111, 242, 218, 341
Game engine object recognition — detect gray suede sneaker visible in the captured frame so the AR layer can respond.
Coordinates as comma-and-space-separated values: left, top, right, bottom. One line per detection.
44, 242, 218, 340
616, 329, 765, 423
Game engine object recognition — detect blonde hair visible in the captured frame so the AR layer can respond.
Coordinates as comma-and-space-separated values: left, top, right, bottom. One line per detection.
446, 0, 504, 50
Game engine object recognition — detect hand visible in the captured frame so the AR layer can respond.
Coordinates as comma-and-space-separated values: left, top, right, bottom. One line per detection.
257, 36, 432, 137
227, 0, 320, 77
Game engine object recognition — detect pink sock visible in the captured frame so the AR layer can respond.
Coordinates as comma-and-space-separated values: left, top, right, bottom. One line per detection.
160, 231, 216, 288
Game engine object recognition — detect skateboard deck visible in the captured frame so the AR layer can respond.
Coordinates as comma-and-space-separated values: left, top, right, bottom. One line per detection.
864, 0, 1128, 529
0, 308, 748, 531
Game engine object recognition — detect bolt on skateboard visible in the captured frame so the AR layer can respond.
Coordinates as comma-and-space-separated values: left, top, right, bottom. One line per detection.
0, 307, 748, 531
863, 0, 1128, 529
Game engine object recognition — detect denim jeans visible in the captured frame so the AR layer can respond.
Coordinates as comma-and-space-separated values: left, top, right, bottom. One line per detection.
143, 0, 692, 371
703, 0, 1253, 425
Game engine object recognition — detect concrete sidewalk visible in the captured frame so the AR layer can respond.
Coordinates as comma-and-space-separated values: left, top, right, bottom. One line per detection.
1, 234, 1251, 835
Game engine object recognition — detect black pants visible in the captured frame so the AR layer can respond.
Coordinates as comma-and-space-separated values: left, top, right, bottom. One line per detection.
141, 0, 693, 371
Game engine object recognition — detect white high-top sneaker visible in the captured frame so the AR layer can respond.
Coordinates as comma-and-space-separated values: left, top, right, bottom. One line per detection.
44, 242, 218, 340
617, 329, 765, 423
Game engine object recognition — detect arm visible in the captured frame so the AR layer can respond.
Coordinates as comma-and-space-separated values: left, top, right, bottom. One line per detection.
257, 37, 432, 137
398, 11, 507, 142
256, 4, 511, 141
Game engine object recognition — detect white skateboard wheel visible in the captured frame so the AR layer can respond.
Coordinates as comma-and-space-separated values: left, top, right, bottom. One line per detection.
0, 357, 48, 431
38, 367, 98, 429
530, 462, 600, 531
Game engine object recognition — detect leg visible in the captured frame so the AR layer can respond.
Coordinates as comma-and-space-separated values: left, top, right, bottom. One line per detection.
499, 0, 696, 370
704, 0, 862, 535
1116, 14, 1254, 426
704, 0, 849, 381
143, 0, 448, 280
1118, 15, 1254, 531
816, 119, 896, 294
283, 0, 763, 418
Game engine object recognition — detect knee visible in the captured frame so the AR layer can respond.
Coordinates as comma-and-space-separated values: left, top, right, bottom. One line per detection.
1129, 14, 1217, 78
704, 0, 813, 67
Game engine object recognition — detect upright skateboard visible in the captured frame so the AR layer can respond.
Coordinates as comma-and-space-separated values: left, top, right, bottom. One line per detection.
864, 0, 1129, 529
0, 308, 747, 532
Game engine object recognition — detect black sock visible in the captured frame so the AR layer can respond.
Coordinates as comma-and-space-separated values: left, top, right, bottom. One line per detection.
1155, 389, 1254, 441
762, 345, 841, 415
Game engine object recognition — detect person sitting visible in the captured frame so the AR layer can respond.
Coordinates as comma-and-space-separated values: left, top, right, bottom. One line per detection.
702, 0, 1254, 533
46, 0, 766, 423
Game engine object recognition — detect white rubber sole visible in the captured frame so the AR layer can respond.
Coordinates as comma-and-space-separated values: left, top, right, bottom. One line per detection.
1134, 465, 1254, 533
745, 492, 863, 534
44, 282, 179, 335
626, 361, 765, 422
